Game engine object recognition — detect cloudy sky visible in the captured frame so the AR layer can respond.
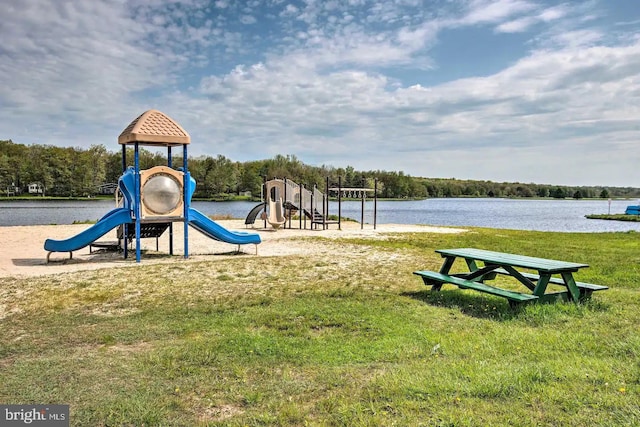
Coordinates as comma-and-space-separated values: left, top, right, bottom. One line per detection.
1, 0, 639, 186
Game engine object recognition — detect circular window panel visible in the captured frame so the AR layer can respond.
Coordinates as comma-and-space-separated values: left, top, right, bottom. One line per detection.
142, 174, 182, 215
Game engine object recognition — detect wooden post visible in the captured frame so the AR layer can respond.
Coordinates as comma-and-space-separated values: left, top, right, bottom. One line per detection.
338, 176, 342, 230
299, 182, 303, 230
263, 176, 267, 229
311, 185, 316, 230
325, 176, 329, 230
361, 176, 365, 230
374, 178, 378, 230
284, 177, 289, 229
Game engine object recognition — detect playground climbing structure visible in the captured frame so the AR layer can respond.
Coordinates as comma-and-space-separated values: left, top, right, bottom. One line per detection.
45, 110, 261, 262
248, 178, 338, 230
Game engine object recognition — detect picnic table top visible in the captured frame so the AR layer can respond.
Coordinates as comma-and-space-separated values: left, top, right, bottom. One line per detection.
436, 248, 589, 273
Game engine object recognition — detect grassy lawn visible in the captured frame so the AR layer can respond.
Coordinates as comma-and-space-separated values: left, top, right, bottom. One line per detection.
586, 214, 640, 222
1, 228, 639, 426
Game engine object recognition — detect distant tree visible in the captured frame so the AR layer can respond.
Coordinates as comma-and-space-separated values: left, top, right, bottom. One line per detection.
516, 186, 533, 197
537, 187, 550, 198
6, 139, 640, 201
343, 166, 357, 187
104, 151, 124, 183
201, 155, 237, 195
77, 145, 108, 195
49, 146, 74, 195
23, 145, 53, 196
0, 153, 12, 189
237, 161, 263, 196
552, 187, 566, 199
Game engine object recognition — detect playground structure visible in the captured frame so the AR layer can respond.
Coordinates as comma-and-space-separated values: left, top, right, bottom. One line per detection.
265, 183, 286, 229
44, 110, 261, 262
245, 178, 336, 230
245, 177, 378, 230
625, 205, 640, 215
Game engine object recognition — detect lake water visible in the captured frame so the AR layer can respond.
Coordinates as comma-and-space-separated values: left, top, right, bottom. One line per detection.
1, 198, 639, 233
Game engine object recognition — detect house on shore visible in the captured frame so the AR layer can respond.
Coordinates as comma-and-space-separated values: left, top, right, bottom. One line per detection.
28, 183, 44, 195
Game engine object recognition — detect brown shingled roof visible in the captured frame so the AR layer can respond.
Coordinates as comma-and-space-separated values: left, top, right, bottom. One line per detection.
118, 109, 190, 146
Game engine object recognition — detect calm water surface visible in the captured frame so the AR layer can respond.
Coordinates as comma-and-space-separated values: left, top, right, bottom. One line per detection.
1, 198, 639, 233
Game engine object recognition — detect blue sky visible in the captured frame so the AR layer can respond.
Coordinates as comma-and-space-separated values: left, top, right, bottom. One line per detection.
1, 0, 639, 186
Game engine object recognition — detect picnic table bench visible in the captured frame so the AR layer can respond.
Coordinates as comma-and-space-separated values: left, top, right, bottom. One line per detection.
414, 248, 608, 306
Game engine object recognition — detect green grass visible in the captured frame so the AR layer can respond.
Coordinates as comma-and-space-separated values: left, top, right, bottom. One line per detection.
586, 214, 640, 222
1, 228, 640, 425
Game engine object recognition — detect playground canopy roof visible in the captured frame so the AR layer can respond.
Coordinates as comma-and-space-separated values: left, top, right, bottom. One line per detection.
118, 109, 190, 146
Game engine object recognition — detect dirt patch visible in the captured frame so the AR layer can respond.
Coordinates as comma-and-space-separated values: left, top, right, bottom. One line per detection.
0, 220, 466, 279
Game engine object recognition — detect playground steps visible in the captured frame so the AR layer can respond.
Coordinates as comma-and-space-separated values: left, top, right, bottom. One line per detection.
117, 222, 170, 239
307, 209, 325, 223
117, 222, 170, 250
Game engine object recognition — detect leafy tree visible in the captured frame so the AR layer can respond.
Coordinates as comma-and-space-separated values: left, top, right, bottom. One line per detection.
343, 166, 357, 187
105, 151, 125, 184
198, 155, 238, 196
0, 153, 12, 190
537, 187, 550, 198
238, 161, 264, 196
74, 145, 108, 195
3, 139, 640, 201
49, 147, 74, 195
552, 187, 566, 199
23, 145, 54, 196
516, 186, 533, 197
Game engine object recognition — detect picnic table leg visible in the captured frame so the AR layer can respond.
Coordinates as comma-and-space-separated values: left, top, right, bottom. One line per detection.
464, 258, 479, 272
533, 273, 551, 297
432, 256, 457, 291
502, 265, 537, 292
561, 272, 581, 302
439, 256, 456, 274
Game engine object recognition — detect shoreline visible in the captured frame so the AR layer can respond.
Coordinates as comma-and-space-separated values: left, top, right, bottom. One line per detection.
0, 221, 466, 279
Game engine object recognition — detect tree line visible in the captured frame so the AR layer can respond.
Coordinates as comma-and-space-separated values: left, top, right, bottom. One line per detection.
1, 139, 636, 200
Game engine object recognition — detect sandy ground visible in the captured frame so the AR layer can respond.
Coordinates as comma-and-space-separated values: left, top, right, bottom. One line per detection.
0, 220, 466, 279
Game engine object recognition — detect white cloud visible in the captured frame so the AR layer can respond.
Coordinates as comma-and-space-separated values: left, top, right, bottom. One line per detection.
1, 0, 640, 186
460, 0, 537, 25
616, 18, 640, 27
0, 2, 161, 122
496, 4, 568, 33
549, 29, 604, 48
280, 4, 299, 17
173, 31, 640, 186
538, 5, 568, 22
240, 15, 257, 24
496, 16, 536, 33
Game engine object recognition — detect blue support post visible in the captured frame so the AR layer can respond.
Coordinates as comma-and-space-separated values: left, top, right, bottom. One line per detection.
168, 146, 174, 256
122, 144, 128, 259
183, 144, 189, 258
134, 143, 141, 263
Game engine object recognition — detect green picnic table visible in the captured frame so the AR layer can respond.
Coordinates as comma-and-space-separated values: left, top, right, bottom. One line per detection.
414, 248, 608, 306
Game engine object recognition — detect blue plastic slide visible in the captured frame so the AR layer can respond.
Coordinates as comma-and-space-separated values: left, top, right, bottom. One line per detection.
44, 208, 132, 253
188, 208, 261, 245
